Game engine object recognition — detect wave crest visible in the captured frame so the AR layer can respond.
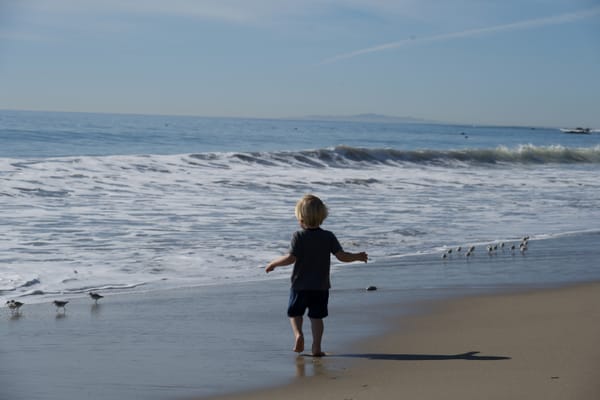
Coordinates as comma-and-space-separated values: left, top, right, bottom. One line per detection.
333, 144, 600, 165
200, 144, 600, 168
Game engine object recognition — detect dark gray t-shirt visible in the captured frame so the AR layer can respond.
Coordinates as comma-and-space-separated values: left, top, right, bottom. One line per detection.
289, 228, 343, 290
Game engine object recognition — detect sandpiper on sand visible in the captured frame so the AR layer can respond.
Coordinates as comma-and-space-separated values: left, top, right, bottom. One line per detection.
6, 300, 24, 314
89, 292, 104, 304
53, 300, 69, 312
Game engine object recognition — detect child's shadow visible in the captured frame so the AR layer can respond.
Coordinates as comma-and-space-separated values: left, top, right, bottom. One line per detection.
338, 351, 510, 361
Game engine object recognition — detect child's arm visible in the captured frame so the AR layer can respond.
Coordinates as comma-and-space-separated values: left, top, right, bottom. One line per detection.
335, 250, 368, 263
265, 253, 296, 273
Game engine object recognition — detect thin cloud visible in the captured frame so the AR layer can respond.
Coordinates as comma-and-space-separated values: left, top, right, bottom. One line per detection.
321, 6, 600, 64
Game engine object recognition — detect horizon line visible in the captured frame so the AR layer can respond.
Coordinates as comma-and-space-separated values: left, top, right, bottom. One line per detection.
0, 107, 579, 129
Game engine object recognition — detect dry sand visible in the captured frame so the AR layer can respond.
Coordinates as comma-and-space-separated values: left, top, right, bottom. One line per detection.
201, 282, 600, 400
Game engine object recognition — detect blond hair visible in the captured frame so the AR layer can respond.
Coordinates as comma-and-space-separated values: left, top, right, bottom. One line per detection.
295, 194, 328, 228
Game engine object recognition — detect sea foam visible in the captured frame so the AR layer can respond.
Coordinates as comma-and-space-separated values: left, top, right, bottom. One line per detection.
1, 144, 600, 303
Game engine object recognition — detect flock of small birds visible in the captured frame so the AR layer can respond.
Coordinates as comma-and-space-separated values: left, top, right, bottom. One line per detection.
441, 236, 531, 260
5, 291, 104, 316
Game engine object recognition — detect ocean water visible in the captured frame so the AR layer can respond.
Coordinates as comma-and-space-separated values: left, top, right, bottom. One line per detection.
1, 109, 600, 304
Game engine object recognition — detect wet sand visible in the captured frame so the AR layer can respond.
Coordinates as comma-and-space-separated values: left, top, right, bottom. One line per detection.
202, 282, 600, 400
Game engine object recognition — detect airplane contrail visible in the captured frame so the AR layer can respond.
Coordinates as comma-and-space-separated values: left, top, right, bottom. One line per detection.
321, 6, 600, 65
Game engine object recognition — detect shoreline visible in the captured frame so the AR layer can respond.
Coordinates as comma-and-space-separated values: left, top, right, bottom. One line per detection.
3, 229, 600, 400
199, 281, 600, 400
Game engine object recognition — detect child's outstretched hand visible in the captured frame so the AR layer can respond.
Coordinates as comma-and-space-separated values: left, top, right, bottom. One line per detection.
265, 264, 276, 273
334, 250, 368, 263
356, 252, 368, 263
265, 253, 296, 274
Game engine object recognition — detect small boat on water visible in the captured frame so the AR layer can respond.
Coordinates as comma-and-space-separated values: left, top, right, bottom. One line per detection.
560, 127, 591, 134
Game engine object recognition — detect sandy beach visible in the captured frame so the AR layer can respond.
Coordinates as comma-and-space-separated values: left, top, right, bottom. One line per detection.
202, 282, 600, 400
3, 232, 600, 400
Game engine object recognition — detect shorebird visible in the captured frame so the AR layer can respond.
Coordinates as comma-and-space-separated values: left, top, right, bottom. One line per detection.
457, 246, 462, 252
468, 246, 475, 253
53, 300, 69, 312
6, 300, 24, 314
89, 292, 104, 304
519, 243, 528, 254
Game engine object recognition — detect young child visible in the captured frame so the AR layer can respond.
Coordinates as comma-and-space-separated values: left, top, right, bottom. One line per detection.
265, 194, 368, 356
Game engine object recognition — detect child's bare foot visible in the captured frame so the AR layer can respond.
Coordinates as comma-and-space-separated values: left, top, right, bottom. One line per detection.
293, 335, 304, 353
312, 345, 325, 357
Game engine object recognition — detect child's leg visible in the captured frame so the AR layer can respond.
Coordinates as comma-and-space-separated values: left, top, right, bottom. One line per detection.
310, 318, 325, 356
290, 316, 304, 353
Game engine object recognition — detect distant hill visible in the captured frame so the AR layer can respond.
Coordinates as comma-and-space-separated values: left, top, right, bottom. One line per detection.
299, 113, 433, 123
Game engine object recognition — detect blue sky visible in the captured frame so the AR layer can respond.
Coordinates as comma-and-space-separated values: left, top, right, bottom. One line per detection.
0, 0, 599, 127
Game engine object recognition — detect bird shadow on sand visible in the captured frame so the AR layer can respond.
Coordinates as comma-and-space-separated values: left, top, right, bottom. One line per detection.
337, 351, 510, 361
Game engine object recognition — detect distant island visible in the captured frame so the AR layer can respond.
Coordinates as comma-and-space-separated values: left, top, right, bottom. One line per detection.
298, 113, 434, 124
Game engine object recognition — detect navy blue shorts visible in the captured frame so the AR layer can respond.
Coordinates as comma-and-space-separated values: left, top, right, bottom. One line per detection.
287, 289, 329, 319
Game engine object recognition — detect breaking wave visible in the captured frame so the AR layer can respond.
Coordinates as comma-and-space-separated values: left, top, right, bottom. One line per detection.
191, 144, 600, 168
